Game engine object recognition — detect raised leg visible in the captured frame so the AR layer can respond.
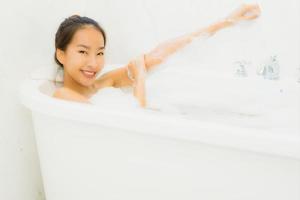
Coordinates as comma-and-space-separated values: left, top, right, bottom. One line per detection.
144, 3, 261, 71
126, 4, 261, 108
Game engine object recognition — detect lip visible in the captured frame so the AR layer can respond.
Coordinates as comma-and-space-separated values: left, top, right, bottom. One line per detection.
80, 69, 97, 79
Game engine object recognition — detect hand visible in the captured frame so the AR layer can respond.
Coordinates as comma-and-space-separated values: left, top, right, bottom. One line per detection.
127, 55, 147, 108
226, 4, 261, 24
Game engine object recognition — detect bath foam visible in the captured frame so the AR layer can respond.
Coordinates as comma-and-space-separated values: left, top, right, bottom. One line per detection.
89, 84, 181, 115
89, 87, 137, 108
89, 67, 300, 136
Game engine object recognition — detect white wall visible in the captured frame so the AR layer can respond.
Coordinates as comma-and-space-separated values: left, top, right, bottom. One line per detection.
0, 0, 299, 199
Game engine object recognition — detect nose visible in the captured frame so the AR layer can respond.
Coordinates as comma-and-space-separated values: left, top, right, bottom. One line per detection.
87, 55, 98, 69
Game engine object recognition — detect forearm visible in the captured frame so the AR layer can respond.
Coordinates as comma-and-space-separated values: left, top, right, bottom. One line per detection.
112, 58, 147, 107
110, 65, 134, 88
110, 59, 144, 88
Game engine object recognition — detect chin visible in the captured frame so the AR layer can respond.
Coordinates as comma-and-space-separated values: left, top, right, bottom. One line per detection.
81, 80, 95, 87
77, 73, 97, 87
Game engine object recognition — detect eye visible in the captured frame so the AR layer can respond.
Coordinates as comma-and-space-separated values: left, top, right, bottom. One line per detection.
78, 50, 87, 55
97, 52, 104, 56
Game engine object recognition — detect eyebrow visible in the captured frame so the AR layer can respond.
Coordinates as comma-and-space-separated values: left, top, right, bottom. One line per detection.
77, 44, 105, 50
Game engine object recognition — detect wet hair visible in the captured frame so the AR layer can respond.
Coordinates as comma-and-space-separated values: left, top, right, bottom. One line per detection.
54, 15, 107, 68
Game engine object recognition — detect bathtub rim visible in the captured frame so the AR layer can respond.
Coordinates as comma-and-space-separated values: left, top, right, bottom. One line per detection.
19, 78, 300, 160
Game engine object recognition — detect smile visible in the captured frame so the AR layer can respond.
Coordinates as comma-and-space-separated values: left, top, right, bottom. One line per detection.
80, 70, 96, 79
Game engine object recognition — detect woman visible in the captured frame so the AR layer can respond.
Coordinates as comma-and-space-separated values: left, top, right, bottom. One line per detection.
53, 4, 261, 107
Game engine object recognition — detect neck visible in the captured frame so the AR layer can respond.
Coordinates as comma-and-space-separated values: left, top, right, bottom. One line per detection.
63, 72, 95, 98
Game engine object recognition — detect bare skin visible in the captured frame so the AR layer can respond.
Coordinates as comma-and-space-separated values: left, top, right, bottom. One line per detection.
53, 4, 261, 107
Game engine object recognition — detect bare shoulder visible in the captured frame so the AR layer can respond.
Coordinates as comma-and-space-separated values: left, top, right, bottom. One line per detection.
53, 87, 90, 104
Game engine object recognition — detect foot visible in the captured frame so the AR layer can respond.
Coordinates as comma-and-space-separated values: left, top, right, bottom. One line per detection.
226, 4, 261, 24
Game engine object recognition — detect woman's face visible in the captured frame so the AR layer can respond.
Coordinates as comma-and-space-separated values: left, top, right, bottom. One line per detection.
58, 25, 105, 87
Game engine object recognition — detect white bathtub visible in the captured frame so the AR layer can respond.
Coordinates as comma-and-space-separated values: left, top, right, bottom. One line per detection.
20, 66, 300, 200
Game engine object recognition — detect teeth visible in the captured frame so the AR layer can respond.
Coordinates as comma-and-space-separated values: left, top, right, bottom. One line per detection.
82, 70, 95, 76
84, 71, 94, 75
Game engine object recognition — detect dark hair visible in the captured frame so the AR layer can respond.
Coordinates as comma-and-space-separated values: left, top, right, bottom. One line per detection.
54, 15, 107, 68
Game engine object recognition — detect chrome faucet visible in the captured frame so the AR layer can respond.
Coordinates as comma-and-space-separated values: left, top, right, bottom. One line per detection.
234, 60, 248, 77
257, 55, 280, 80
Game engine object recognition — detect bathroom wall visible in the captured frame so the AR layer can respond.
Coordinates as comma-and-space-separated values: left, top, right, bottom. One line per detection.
0, 0, 299, 199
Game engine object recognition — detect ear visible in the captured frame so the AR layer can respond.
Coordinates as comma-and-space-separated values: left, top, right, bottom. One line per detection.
56, 49, 65, 65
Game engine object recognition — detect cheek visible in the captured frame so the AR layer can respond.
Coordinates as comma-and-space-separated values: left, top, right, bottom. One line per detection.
68, 54, 86, 66
98, 55, 105, 63
65, 54, 86, 72
63, 57, 84, 82
97, 56, 105, 68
